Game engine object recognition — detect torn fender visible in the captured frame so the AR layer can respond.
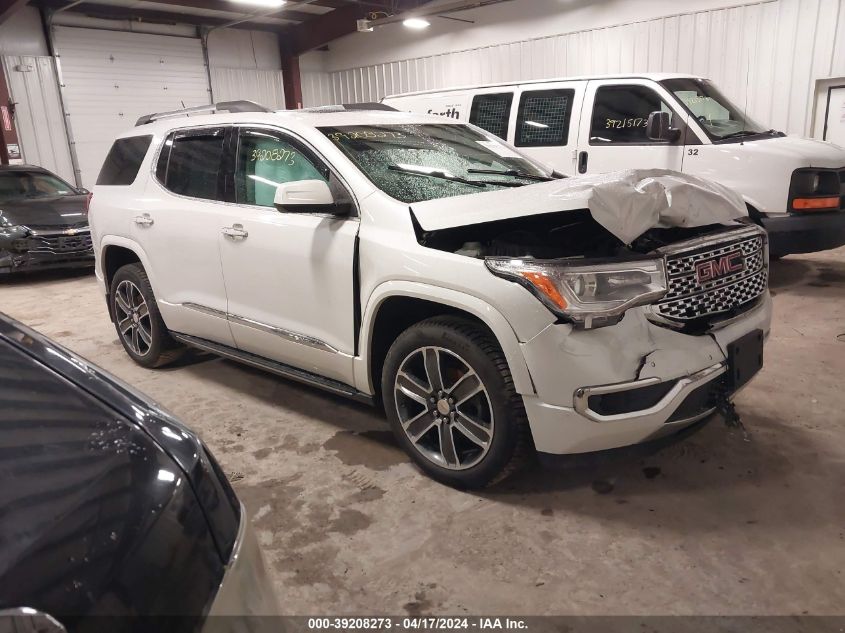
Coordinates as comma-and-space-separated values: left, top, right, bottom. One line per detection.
410, 169, 746, 244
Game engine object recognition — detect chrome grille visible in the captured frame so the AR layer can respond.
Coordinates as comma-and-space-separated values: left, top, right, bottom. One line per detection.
655, 228, 768, 322
28, 230, 92, 254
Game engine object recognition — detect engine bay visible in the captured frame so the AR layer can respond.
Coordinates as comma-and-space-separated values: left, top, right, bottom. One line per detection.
414, 209, 738, 261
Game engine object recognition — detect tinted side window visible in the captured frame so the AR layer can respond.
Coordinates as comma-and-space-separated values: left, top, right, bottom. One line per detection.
235, 130, 329, 207
469, 93, 513, 140
590, 85, 673, 144
97, 135, 152, 185
159, 129, 226, 200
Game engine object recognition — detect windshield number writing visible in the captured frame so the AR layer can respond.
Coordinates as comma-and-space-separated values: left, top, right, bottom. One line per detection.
250, 148, 296, 166
327, 130, 407, 142
605, 117, 647, 129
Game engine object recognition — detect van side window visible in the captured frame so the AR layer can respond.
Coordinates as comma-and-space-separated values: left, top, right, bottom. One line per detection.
235, 130, 330, 208
157, 128, 226, 200
469, 93, 513, 140
515, 89, 575, 147
590, 85, 674, 144
97, 135, 152, 186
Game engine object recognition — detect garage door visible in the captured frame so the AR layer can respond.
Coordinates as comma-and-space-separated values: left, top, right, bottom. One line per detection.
53, 26, 211, 187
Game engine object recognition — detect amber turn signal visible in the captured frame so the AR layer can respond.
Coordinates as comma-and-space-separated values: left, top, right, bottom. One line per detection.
792, 197, 839, 211
520, 271, 568, 309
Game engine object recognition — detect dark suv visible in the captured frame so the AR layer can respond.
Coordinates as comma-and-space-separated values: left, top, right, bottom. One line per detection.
0, 165, 93, 275
0, 313, 278, 631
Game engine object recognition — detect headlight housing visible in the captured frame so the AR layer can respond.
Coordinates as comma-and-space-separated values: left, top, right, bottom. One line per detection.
486, 257, 668, 329
0, 225, 29, 251
789, 169, 842, 212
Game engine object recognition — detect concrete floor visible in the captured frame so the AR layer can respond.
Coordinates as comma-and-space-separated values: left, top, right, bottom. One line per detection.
1, 250, 844, 616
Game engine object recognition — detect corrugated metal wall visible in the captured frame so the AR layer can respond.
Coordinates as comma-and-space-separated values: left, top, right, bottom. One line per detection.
210, 68, 286, 109
304, 0, 845, 136
1, 55, 75, 182
302, 70, 334, 109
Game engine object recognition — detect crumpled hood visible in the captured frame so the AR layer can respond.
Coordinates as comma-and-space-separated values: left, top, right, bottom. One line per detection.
411, 169, 747, 244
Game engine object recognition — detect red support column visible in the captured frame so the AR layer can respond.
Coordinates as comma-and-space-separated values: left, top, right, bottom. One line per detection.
0, 62, 21, 166
281, 54, 303, 110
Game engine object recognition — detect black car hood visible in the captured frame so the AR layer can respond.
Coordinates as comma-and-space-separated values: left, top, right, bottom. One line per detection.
0, 195, 88, 229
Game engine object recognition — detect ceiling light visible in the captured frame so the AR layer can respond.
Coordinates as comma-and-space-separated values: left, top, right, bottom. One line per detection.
229, 0, 287, 8
403, 17, 431, 29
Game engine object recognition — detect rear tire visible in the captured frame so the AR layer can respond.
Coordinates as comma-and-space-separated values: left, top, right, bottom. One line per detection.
110, 263, 182, 368
382, 316, 532, 489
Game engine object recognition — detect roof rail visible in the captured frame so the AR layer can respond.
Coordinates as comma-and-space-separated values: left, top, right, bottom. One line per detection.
297, 103, 398, 113
135, 100, 272, 126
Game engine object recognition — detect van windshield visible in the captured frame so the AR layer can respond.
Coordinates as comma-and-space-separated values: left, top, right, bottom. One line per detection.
319, 124, 554, 203
661, 78, 775, 141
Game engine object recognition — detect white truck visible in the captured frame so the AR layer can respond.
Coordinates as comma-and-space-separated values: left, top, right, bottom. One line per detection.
90, 103, 770, 488
383, 74, 845, 257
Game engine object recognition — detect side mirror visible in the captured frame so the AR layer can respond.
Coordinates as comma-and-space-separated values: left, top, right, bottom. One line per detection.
646, 111, 680, 142
273, 180, 349, 215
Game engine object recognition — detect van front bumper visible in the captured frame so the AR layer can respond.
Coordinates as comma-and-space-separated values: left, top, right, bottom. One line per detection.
760, 210, 845, 256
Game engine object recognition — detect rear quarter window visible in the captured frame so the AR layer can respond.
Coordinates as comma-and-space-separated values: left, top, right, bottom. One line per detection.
97, 135, 153, 186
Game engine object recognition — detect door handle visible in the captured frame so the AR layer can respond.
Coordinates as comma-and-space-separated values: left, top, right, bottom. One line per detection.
133, 213, 154, 227
577, 151, 588, 174
222, 224, 248, 240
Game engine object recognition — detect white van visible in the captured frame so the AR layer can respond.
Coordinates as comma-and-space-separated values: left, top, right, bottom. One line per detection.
383, 74, 845, 257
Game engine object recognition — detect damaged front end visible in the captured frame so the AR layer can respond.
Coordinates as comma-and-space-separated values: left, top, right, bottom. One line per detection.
0, 224, 94, 275
410, 169, 771, 456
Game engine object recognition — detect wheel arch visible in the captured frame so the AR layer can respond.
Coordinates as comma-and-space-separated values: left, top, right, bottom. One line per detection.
100, 238, 153, 322
356, 281, 535, 401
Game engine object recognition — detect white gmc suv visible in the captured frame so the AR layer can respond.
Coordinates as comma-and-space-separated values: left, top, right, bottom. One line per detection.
89, 101, 771, 488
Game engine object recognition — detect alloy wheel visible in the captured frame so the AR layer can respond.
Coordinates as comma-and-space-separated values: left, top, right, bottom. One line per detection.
114, 280, 153, 357
393, 346, 494, 470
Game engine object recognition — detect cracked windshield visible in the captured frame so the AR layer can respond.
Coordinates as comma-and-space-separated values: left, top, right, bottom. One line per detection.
320, 123, 555, 203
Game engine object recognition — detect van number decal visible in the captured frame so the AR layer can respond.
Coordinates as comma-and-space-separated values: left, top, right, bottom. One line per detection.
687, 148, 699, 156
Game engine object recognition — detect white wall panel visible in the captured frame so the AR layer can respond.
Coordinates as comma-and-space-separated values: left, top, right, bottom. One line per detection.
53, 26, 211, 187
302, 0, 845, 137
210, 67, 285, 109
1, 56, 74, 182
0, 7, 49, 57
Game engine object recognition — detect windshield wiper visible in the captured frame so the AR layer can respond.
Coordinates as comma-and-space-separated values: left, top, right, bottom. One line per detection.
388, 164, 486, 188
717, 130, 762, 140
466, 168, 558, 182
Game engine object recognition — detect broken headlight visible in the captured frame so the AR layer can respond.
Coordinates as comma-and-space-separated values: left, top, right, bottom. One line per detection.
486, 258, 668, 329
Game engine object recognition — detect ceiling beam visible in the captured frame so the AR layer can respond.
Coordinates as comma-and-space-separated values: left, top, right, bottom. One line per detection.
286, 0, 430, 55
33, 1, 285, 31
140, 0, 319, 24
0, 0, 29, 26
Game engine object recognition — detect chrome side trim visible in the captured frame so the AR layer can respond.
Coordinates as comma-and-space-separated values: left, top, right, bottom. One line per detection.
182, 302, 228, 320
180, 303, 342, 355
573, 363, 727, 424
227, 313, 341, 355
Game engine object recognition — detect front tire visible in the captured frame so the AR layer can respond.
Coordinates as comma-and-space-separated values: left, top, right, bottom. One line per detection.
382, 316, 532, 489
110, 263, 182, 368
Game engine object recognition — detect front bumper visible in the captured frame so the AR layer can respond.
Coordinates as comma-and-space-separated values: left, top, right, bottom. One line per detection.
0, 247, 94, 274
760, 211, 845, 256
203, 503, 279, 629
519, 294, 771, 455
